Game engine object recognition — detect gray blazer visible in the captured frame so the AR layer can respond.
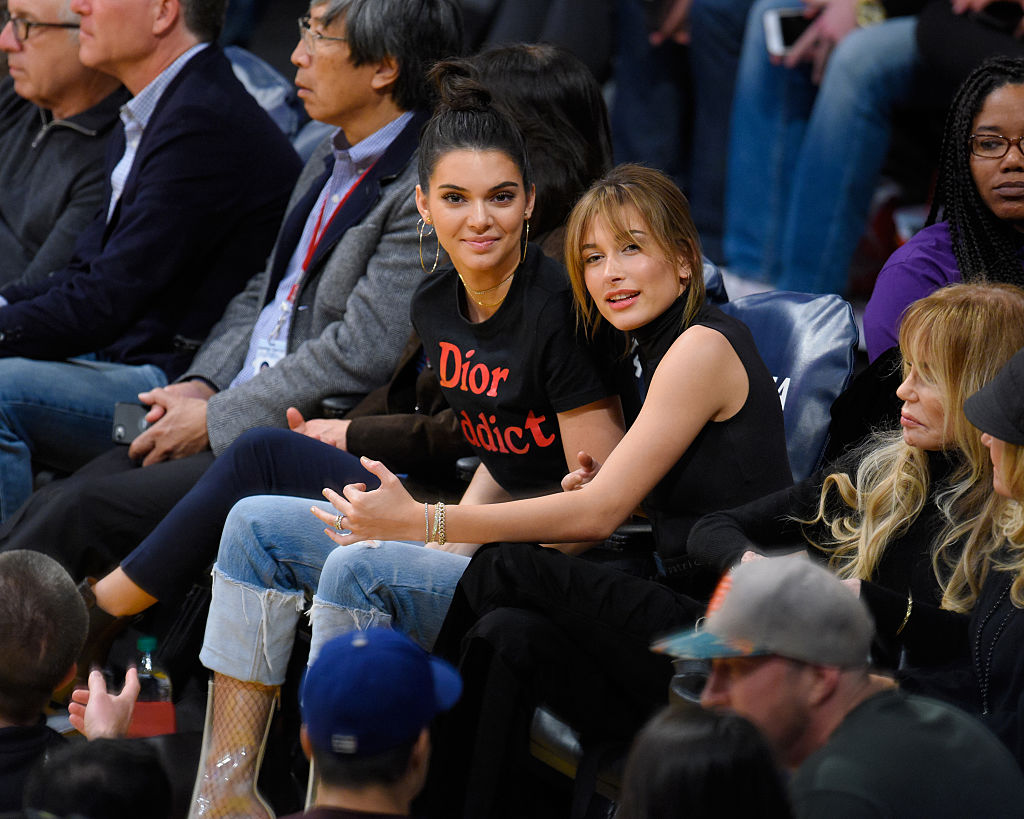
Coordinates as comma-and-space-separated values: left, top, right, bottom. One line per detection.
185, 115, 426, 454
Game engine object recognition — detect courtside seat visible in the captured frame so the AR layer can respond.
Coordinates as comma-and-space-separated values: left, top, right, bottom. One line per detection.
720, 290, 858, 481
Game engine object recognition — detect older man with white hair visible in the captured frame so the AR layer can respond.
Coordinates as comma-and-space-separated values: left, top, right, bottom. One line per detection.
0, 0, 125, 288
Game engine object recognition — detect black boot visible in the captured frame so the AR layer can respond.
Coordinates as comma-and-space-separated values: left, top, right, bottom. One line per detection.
68, 577, 131, 692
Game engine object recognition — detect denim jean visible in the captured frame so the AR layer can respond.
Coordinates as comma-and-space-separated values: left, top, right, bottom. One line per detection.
689, 0, 757, 263
0, 356, 165, 519
723, 0, 919, 293
199, 494, 469, 686
610, 0, 689, 188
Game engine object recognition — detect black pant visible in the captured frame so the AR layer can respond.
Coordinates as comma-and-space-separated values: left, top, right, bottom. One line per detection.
423, 542, 703, 818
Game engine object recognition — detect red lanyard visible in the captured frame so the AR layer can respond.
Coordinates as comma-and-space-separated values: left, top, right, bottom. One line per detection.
301, 162, 377, 272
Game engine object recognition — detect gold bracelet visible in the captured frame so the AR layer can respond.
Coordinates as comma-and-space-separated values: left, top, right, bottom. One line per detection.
434, 500, 446, 546
895, 592, 913, 636
424, 502, 430, 544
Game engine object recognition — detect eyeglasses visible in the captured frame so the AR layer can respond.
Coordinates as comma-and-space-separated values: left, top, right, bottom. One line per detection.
297, 15, 347, 53
1, 9, 80, 43
969, 134, 1024, 160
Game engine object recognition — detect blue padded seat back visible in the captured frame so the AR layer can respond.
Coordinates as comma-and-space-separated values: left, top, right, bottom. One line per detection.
720, 291, 857, 481
702, 257, 728, 305
292, 121, 338, 164
226, 46, 307, 145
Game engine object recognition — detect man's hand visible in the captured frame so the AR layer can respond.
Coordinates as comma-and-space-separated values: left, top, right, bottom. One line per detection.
68, 668, 140, 740
286, 407, 351, 451
784, 0, 858, 83
650, 0, 694, 44
129, 381, 214, 465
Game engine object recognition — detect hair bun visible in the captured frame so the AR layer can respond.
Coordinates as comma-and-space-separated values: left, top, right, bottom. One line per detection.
430, 59, 493, 113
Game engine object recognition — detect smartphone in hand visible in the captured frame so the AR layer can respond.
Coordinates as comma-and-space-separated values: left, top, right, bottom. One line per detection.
764, 7, 813, 56
112, 402, 150, 444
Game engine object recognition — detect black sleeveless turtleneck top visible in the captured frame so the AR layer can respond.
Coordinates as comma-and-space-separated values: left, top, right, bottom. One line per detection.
633, 298, 792, 570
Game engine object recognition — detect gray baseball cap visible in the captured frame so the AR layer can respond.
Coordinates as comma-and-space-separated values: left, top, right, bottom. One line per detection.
653, 556, 874, 668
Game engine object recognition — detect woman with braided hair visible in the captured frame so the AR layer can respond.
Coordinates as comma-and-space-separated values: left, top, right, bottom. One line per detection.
865, 56, 1024, 362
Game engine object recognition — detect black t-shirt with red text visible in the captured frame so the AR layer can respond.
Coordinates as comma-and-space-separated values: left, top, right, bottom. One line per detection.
412, 245, 612, 498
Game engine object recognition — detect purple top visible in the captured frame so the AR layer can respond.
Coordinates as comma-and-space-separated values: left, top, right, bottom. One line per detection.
863, 222, 960, 362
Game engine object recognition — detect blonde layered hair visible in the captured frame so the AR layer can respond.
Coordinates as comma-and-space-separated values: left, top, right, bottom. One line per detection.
806, 283, 1024, 613
986, 442, 1024, 606
563, 164, 704, 338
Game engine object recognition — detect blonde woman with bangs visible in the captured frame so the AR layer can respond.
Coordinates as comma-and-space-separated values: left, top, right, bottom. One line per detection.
690, 282, 1024, 674
962, 346, 1024, 766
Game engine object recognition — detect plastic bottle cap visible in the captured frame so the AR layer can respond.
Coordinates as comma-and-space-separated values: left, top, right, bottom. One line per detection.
137, 635, 158, 653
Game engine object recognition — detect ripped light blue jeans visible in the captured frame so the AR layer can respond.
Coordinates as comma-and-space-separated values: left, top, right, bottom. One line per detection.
198, 494, 470, 686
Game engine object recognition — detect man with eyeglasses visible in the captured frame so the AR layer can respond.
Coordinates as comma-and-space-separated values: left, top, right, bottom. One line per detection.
0, 0, 463, 589
659, 557, 1024, 817
0, 0, 300, 522
0, 0, 126, 290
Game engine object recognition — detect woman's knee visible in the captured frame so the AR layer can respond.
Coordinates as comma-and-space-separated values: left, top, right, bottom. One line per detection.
820, 18, 917, 100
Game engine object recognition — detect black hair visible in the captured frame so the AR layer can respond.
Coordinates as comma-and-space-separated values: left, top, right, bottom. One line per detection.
0, 551, 87, 724
180, 0, 226, 42
928, 56, 1024, 287
473, 44, 612, 238
417, 60, 531, 193
319, 0, 463, 112
616, 705, 793, 819
312, 735, 418, 789
23, 739, 172, 819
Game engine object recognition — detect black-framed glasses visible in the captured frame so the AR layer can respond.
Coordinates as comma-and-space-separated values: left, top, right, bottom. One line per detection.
297, 15, 347, 53
0, 9, 79, 43
969, 134, 1024, 160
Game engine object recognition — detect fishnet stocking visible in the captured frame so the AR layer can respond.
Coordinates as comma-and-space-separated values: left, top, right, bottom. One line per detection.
189, 674, 278, 818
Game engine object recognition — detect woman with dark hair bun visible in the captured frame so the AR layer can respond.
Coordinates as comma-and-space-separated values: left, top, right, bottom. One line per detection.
864, 56, 1024, 361
472, 43, 613, 244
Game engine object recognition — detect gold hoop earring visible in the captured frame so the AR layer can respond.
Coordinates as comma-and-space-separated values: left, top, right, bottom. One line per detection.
520, 217, 530, 264
418, 218, 439, 275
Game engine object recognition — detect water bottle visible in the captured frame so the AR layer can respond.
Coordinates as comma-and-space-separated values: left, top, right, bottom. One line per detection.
126, 635, 176, 737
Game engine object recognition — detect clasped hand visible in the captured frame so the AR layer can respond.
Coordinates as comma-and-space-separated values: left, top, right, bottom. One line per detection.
129, 381, 214, 465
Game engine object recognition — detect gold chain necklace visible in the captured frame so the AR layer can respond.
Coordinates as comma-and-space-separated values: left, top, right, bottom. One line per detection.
458, 266, 517, 308
459, 265, 517, 295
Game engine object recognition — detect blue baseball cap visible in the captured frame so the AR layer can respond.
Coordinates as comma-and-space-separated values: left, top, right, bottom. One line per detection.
301, 629, 462, 757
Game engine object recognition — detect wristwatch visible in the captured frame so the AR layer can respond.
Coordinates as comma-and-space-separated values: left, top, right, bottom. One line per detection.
856, 0, 886, 26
